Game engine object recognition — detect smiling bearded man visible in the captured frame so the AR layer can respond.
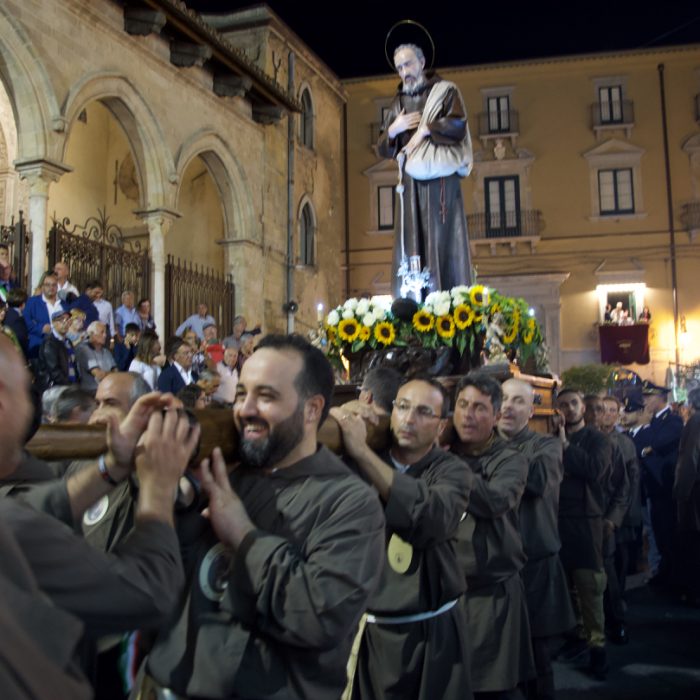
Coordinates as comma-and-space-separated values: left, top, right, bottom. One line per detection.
138, 334, 386, 700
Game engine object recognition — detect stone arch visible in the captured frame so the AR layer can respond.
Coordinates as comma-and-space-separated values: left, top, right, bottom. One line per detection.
60, 71, 174, 210
0, 5, 60, 160
174, 129, 254, 243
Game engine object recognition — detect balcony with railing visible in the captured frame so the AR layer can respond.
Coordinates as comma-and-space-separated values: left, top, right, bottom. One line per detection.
681, 200, 700, 240
591, 99, 635, 138
467, 209, 543, 255
476, 110, 520, 147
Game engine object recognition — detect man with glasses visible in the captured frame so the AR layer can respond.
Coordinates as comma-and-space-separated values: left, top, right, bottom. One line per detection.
332, 376, 472, 700
157, 338, 197, 394
25, 273, 64, 357
451, 371, 534, 699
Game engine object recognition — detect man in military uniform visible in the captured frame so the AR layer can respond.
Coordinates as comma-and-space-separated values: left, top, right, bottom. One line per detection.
138, 334, 386, 700
499, 378, 575, 699
333, 376, 473, 700
555, 388, 611, 680
674, 387, 700, 604
639, 381, 683, 590
0, 334, 199, 695
452, 372, 534, 699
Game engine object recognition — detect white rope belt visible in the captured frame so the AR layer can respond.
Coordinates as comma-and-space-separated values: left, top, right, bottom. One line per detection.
365, 598, 458, 625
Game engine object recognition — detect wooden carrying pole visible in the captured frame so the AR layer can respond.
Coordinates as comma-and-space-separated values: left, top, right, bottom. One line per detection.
25, 410, 391, 464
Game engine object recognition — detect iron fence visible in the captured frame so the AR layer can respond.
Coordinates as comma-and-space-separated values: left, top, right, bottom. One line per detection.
0, 210, 30, 291
165, 255, 235, 340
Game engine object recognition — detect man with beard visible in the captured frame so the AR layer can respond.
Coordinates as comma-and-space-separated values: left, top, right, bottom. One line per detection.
378, 43, 473, 296
137, 334, 386, 700
331, 377, 472, 700
555, 388, 611, 680
452, 372, 534, 700
499, 378, 575, 700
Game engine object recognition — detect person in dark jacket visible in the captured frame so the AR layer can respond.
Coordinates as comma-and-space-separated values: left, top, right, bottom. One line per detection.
555, 388, 612, 680
36, 310, 78, 390
638, 381, 683, 590
157, 338, 197, 394
4, 287, 29, 358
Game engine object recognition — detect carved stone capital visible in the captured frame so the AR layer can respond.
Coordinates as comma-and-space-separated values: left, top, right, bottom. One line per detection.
14, 158, 73, 196
170, 41, 213, 68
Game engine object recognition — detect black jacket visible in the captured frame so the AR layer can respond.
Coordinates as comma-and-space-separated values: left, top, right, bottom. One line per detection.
36, 335, 72, 390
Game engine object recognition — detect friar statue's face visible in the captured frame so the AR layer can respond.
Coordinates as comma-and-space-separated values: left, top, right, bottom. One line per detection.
394, 46, 425, 93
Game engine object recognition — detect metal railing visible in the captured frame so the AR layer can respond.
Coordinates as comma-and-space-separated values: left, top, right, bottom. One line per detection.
681, 200, 700, 231
165, 255, 235, 340
590, 99, 634, 128
48, 209, 150, 307
467, 209, 543, 239
0, 210, 29, 290
476, 110, 520, 137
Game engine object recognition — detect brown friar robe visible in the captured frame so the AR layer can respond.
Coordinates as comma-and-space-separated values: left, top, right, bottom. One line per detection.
0, 487, 184, 637
351, 447, 473, 700
454, 434, 535, 693
0, 518, 91, 700
507, 427, 576, 638
144, 446, 386, 700
377, 73, 472, 297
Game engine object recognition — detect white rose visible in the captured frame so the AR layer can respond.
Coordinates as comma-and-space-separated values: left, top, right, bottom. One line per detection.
356, 299, 370, 316
342, 308, 355, 320
424, 291, 441, 306
343, 298, 358, 311
326, 310, 340, 326
451, 285, 470, 299
362, 312, 376, 327
435, 301, 451, 317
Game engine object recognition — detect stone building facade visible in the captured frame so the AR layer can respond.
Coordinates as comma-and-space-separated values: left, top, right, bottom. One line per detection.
0, 0, 346, 335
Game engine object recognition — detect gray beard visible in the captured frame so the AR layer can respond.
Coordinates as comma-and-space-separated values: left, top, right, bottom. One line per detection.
401, 75, 427, 96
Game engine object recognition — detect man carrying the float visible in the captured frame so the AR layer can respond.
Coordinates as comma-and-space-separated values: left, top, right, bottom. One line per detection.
378, 38, 473, 298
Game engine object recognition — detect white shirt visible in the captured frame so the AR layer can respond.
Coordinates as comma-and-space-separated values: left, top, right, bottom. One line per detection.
57, 280, 79, 297
94, 298, 116, 336
174, 361, 194, 386
43, 294, 64, 319
129, 358, 161, 390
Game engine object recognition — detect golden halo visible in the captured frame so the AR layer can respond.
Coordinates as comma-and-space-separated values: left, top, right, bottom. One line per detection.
385, 19, 436, 71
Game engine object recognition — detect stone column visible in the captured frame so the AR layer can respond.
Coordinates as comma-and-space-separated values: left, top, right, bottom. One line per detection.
14, 158, 72, 289
136, 208, 179, 338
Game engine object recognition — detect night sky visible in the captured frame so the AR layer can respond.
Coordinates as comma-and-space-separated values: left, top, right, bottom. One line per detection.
186, 1, 700, 78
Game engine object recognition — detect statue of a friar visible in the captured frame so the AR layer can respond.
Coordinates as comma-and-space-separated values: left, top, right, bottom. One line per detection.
377, 42, 473, 298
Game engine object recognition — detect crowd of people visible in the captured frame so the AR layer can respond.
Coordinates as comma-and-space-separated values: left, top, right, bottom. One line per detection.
0, 259, 262, 412
603, 301, 652, 325
1, 261, 699, 700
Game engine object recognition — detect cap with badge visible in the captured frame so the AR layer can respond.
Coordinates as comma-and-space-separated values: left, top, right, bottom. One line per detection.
641, 380, 670, 396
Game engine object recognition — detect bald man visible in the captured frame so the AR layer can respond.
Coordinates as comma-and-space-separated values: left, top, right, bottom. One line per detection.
499, 379, 575, 699
0, 335, 198, 696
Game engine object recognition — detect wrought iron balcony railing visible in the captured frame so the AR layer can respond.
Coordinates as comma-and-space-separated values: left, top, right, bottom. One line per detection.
467, 209, 543, 240
590, 99, 634, 128
476, 110, 520, 137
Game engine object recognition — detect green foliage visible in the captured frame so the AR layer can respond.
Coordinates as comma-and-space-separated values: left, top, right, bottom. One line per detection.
561, 364, 615, 395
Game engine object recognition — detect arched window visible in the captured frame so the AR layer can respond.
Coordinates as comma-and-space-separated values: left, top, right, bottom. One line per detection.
299, 202, 315, 266
300, 88, 314, 149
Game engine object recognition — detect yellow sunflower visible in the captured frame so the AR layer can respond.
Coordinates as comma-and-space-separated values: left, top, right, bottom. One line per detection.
359, 326, 371, 341
436, 314, 456, 339
490, 302, 502, 315
503, 320, 519, 344
523, 318, 537, 344
412, 309, 435, 333
327, 326, 337, 344
469, 284, 488, 307
454, 303, 475, 330
374, 321, 396, 346
338, 318, 360, 342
